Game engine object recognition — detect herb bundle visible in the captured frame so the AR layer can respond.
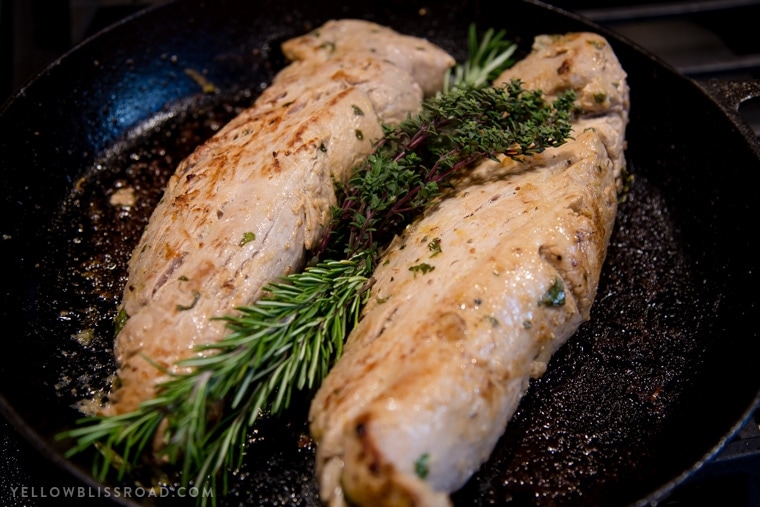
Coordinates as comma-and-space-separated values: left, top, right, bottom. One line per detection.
57, 26, 575, 504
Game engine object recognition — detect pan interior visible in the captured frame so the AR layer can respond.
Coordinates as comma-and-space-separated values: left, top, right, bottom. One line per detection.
1, 1, 758, 506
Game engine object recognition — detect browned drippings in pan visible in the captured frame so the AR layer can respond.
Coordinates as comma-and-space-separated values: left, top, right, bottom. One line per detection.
1, 1, 758, 505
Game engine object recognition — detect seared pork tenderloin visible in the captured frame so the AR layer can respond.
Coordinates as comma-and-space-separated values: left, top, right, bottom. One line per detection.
104, 20, 454, 415
309, 32, 629, 506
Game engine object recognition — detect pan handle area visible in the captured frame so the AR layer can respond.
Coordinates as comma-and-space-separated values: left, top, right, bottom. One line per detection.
695, 78, 760, 158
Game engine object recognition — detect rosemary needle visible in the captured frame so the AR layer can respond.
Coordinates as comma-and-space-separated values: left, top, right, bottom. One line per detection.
57, 25, 576, 504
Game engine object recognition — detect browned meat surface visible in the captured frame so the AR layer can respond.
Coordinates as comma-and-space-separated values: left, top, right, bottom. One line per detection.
281, 19, 454, 98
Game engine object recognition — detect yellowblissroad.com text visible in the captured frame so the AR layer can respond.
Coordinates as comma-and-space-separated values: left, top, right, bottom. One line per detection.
7, 485, 214, 500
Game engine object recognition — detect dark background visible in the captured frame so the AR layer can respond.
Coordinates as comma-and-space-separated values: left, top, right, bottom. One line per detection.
3, 0, 759, 132
2, 1, 759, 506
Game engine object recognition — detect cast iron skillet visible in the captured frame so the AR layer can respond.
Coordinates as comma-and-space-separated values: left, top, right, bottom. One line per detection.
1, 0, 758, 505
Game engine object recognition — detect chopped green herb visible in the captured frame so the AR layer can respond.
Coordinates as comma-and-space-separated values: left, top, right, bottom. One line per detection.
414, 453, 430, 479
176, 290, 201, 311
239, 231, 256, 247
352, 105, 364, 116
428, 237, 442, 257
319, 41, 336, 53
409, 263, 435, 276
355, 129, 364, 140
539, 278, 565, 307
114, 308, 129, 336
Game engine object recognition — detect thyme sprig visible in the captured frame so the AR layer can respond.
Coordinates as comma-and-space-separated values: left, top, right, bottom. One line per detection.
320, 80, 577, 259
57, 26, 575, 504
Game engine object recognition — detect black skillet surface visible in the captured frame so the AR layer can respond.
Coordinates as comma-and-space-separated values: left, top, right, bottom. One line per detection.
1, 0, 758, 505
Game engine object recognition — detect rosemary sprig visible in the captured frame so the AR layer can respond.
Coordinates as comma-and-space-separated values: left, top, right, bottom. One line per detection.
60, 254, 374, 496
57, 26, 575, 504
444, 24, 517, 92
